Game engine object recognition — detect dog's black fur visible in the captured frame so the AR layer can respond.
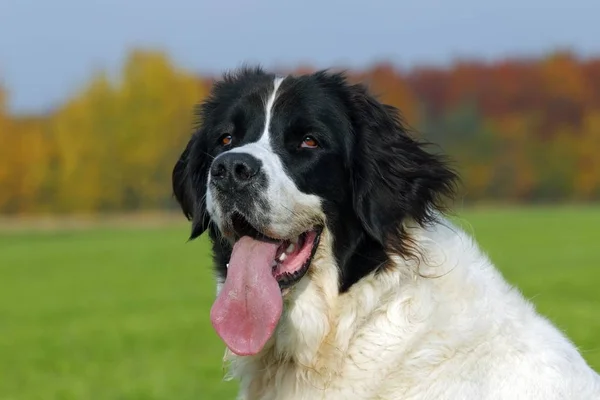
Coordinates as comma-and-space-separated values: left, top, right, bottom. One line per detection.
172, 67, 457, 293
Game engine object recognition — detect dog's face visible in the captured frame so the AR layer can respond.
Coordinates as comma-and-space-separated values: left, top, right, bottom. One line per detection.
173, 67, 456, 357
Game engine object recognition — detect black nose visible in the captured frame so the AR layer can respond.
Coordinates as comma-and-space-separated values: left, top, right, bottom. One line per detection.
210, 152, 261, 191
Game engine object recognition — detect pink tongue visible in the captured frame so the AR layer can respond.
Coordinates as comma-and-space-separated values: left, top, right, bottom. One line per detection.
210, 236, 283, 356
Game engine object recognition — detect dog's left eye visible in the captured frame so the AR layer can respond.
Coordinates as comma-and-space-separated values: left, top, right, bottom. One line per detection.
300, 136, 319, 149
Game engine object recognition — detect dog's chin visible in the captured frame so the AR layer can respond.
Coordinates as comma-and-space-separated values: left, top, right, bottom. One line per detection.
222, 212, 323, 291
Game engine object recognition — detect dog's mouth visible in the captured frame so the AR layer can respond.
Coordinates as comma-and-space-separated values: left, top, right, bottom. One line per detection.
230, 212, 322, 290
210, 212, 323, 357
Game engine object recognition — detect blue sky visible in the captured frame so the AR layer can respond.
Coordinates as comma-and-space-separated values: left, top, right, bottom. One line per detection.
1, 0, 598, 114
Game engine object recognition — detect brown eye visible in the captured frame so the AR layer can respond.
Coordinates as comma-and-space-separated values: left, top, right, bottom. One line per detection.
301, 136, 319, 149
220, 134, 232, 146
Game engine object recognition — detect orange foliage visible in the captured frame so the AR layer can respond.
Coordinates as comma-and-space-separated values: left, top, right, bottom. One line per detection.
1, 50, 600, 214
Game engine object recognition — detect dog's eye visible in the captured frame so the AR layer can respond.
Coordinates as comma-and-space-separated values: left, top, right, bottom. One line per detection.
300, 136, 319, 149
219, 134, 233, 146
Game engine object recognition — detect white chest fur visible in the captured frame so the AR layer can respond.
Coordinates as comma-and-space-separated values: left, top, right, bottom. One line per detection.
221, 219, 600, 400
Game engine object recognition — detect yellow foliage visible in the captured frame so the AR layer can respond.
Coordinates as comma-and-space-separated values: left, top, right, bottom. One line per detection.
574, 112, 600, 199
1, 51, 600, 214
47, 50, 205, 212
542, 52, 591, 106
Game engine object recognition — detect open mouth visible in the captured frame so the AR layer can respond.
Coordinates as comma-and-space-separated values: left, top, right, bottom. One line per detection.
210, 212, 323, 356
230, 212, 322, 289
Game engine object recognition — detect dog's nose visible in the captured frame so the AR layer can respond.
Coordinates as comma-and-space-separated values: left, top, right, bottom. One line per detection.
210, 152, 261, 191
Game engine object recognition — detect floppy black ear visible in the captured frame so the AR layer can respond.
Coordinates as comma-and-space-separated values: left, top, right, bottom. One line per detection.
172, 137, 195, 220
349, 84, 458, 252
172, 134, 210, 240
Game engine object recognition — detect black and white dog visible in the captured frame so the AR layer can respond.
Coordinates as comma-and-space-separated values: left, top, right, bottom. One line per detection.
172, 67, 600, 399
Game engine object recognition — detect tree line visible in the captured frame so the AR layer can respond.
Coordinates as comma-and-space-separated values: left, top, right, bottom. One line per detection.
1, 49, 599, 215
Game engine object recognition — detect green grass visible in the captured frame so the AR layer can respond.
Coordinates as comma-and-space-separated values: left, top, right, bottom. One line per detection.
1, 206, 599, 399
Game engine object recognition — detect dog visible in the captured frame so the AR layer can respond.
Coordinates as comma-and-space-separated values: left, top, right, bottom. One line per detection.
172, 67, 600, 399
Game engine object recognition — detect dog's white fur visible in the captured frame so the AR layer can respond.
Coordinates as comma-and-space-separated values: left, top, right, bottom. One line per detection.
219, 217, 600, 400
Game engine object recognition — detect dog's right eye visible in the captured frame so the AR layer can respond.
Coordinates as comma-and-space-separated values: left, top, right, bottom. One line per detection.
219, 134, 233, 146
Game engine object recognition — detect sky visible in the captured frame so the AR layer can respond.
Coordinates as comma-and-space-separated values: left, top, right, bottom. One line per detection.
1, 0, 599, 114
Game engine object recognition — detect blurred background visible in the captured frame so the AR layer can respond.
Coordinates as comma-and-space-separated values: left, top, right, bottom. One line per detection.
1, 0, 599, 399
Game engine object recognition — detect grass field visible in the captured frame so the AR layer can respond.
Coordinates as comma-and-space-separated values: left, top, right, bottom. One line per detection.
1, 206, 599, 399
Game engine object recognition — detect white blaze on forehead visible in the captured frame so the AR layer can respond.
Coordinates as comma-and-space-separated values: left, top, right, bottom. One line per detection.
258, 76, 285, 146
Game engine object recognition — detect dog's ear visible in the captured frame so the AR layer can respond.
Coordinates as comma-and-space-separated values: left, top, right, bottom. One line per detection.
348, 84, 457, 251
172, 137, 195, 221
172, 134, 210, 240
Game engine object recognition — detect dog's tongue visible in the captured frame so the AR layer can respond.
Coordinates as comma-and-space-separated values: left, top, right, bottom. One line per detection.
210, 236, 283, 356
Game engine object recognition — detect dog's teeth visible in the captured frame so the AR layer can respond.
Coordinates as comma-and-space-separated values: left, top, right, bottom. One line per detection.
278, 252, 287, 262
286, 243, 295, 254
226, 263, 229, 269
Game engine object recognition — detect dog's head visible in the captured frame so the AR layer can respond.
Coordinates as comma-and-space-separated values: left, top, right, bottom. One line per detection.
173, 67, 457, 357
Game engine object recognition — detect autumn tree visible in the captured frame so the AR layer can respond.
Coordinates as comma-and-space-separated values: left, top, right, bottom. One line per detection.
1, 50, 600, 214
48, 50, 205, 213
